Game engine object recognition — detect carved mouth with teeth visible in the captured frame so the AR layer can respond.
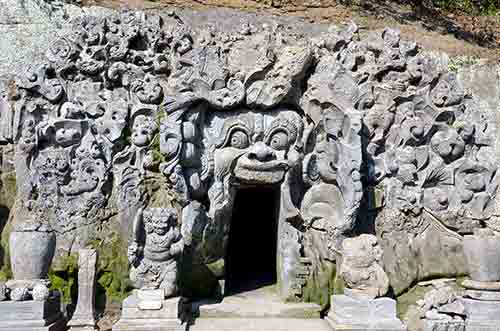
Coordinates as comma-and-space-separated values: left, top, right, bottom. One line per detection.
233, 155, 289, 184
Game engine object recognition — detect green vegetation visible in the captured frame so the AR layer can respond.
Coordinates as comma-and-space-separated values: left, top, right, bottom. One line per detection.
90, 234, 133, 306
149, 108, 167, 164
302, 261, 338, 311
47, 233, 132, 312
448, 55, 480, 72
49, 254, 79, 304
432, 0, 500, 15
396, 283, 429, 319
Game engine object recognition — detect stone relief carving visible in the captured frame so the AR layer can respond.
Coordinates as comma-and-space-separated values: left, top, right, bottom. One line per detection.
128, 207, 183, 297
1, 7, 497, 312
339, 234, 389, 299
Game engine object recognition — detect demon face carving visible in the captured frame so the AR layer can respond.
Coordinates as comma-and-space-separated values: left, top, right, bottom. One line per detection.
203, 108, 304, 186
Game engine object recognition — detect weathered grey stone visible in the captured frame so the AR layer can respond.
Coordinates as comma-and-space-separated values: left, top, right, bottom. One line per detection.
0, 295, 66, 331
128, 208, 182, 297
326, 294, 406, 330
424, 319, 465, 331
192, 286, 322, 319
461, 280, 500, 291
461, 297, 500, 321
464, 290, 500, 301
188, 318, 332, 331
1, 1, 500, 329
339, 234, 389, 299
113, 293, 186, 331
463, 232, 500, 282
0, 282, 6, 301
8, 228, 56, 295
68, 248, 98, 331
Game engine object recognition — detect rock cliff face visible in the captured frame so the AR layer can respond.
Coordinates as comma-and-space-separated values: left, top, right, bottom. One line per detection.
0, 0, 499, 314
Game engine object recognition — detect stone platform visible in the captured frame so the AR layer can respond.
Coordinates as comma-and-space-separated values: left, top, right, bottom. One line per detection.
192, 286, 321, 319
0, 296, 66, 331
189, 318, 332, 331
189, 286, 330, 331
326, 295, 406, 331
113, 292, 186, 331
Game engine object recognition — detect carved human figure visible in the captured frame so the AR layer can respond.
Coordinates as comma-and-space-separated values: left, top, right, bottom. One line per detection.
339, 234, 389, 299
128, 207, 183, 297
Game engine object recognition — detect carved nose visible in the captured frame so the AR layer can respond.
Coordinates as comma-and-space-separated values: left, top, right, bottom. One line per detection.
247, 142, 276, 162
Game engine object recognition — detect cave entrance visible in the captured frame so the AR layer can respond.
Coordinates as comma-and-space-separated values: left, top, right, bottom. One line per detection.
225, 187, 280, 295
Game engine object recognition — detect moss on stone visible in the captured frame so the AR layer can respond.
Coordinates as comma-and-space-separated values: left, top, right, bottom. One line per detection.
90, 232, 133, 306
48, 254, 78, 304
302, 261, 337, 311
179, 260, 218, 299
0, 217, 12, 282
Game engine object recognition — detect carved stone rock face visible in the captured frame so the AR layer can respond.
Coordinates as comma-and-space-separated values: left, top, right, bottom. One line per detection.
204, 108, 304, 185
131, 114, 157, 147
2, 7, 498, 305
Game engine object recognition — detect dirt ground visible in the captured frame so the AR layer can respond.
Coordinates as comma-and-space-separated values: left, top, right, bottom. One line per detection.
83, 0, 499, 62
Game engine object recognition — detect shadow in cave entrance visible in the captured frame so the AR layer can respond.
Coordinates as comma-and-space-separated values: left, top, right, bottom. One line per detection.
225, 187, 280, 295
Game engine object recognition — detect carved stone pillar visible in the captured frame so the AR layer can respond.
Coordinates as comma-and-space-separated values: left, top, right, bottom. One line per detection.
68, 249, 98, 331
459, 229, 500, 331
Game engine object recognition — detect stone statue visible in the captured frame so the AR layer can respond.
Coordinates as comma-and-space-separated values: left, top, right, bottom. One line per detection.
128, 207, 183, 297
339, 234, 389, 299
327, 234, 405, 330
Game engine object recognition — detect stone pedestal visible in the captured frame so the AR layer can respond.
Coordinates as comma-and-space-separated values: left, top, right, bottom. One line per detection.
460, 233, 500, 331
113, 290, 186, 331
326, 295, 406, 331
459, 280, 500, 331
423, 319, 465, 331
0, 295, 66, 331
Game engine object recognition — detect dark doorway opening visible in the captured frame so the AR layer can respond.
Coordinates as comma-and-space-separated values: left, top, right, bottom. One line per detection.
225, 187, 280, 295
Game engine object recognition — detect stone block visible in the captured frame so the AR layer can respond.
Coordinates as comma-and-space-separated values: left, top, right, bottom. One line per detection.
465, 289, 500, 301
112, 319, 185, 331
458, 297, 500, 330
465, 320, 500, 331
461, 298, 500, 321
423, 319, 465, 331
113, 294, 186, 331
326, 295, 406, 331
0, 297, 66, 331
463, 235, 500, 282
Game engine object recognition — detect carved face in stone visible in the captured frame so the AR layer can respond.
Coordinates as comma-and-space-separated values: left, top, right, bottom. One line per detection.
423, 187, 450, 211
430, 129, 465, 163
143, 208, 176, 236
131, 114, 157, 147
342, 234, 383, 269
205, 108, 304, 185
33, 149, 70, 187
53, 120, 84, 148
430, 74, 463, 107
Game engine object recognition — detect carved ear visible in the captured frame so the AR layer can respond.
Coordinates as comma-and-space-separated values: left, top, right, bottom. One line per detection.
303, 153, 320, 186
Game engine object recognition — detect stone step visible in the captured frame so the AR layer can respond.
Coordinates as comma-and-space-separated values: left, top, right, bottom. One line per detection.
192, 299, 321, 319
188, 318, 332, 331
191, 286, 322, 319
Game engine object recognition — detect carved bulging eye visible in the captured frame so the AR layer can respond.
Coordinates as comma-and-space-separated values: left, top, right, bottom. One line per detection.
229, 130, 249, 149
269, 131, 289, 150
